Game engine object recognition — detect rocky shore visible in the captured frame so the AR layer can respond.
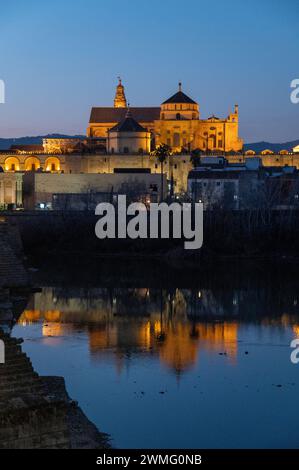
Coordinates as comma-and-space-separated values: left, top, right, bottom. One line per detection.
0, 329, 110, 449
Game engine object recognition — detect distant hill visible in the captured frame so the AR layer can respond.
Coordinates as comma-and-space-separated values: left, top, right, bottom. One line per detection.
244, 140, 299, 153
0, 134, 298, 153
0, 134, 85, 150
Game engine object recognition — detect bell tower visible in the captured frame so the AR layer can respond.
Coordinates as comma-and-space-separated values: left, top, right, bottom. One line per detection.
114, 77, 127, 108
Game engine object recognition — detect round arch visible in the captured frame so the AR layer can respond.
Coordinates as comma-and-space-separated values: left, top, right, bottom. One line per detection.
4, 156, 20, 171
45, 157, 61, 172
25, 157, 41, 172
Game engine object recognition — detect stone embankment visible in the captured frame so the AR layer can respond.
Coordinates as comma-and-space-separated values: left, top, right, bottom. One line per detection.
0, 219, 110, 448
0, 219, 28, 288
0, 329, 110, 449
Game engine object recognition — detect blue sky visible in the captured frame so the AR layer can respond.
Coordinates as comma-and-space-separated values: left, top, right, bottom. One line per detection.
0, 0, 298, 141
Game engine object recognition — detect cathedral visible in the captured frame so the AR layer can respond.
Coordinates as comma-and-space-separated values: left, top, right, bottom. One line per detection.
87, 79, 243, 153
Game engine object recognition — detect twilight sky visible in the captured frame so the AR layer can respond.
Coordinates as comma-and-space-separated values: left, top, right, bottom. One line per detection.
0, 0, 298, 142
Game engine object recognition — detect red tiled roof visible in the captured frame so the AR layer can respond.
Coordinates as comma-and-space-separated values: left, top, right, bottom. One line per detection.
10, 144, 44, 151
89, 107, 160, 123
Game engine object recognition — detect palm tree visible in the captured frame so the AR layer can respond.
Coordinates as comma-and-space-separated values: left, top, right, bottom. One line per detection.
190, 148, 202, 168
152, 144, 171, 201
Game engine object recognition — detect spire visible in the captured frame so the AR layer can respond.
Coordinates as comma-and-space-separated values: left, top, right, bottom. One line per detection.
125, 104, 132, 118
178, 82, 182, 92
114, 77, 127, 108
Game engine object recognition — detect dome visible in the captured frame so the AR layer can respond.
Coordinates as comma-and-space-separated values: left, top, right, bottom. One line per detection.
163, 83, 197, 105
109, 108, 147, 133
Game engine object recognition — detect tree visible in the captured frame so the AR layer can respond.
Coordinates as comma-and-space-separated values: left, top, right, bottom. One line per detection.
151, 144, 171, 201
118, 179, 147, 204
190, 148, 202, 168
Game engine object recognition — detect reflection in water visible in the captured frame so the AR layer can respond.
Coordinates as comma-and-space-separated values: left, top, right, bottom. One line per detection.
293, 325, 299, 337
13, 272, 299, 449
18, 286, 299, 376
19, 288, 241, 375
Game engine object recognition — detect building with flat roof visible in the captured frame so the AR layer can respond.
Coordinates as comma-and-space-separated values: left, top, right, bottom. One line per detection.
188, 157, 299, 210
22, 171, 166, 210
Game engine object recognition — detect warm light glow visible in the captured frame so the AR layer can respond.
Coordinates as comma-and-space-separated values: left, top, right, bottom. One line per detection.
24, 156, 41, 172
18, 309, 41, 324
4, 157, 20, 172
45, 157, 60, 172
293, 325, 299, 337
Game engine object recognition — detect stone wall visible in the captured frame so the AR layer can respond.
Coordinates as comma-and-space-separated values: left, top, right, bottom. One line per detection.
2, 153, 299, 196
0, 330, 109, 448
0, 221, 28, 288
0, 331, 68, 449
22, 172, 166, 209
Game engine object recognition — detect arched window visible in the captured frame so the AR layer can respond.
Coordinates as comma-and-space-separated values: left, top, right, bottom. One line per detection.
173, 133, 180, 147
209, 135, 216, 149
176, 113, 181, 120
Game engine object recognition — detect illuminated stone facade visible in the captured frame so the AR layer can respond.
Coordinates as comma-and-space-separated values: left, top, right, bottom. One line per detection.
2, 153, 299, 194
43, 138, 83, 155
107, 108, 151, 154
88, 80, 243, 153
0, 173, 23, 206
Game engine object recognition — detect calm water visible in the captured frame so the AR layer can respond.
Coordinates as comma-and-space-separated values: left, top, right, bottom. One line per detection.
11, 265, 299, 448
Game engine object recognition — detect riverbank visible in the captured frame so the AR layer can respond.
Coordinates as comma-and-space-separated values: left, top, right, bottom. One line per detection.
3, 209, 299, 260
0, 328, 110, 449
41, 376, 110, 449
0, 221, 29, 288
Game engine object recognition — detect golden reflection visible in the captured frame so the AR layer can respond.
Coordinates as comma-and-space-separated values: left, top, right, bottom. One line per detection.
44, 310, 61, 322
197, 322, 238, 358
157, 323, 200, 374
293, 325, 299, 337
18, 288, 240, 375
42, 322, 64, 337
19, 309, 41, 324
89, 325, 118, 350
16, 285, 299, 377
